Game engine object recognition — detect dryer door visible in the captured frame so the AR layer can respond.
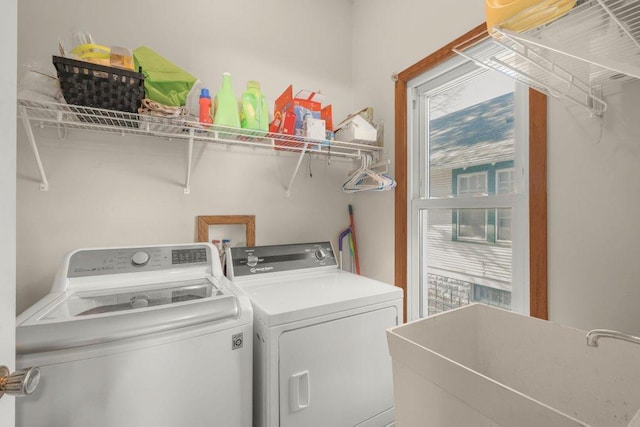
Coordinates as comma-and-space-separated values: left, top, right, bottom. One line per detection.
278, 306, 398, 427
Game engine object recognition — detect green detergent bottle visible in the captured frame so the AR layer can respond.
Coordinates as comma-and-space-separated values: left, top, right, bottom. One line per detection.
213, 72, 240, 128
240, 80, 269, 133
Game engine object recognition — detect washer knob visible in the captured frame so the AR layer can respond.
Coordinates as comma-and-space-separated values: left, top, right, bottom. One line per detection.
247, 254, 259, 267
0, 366, 40, 398
315, 248, 327, 261
131, 251, 150, 266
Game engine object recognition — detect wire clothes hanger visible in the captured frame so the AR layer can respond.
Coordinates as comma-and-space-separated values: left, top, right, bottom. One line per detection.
342, 153, 396, 193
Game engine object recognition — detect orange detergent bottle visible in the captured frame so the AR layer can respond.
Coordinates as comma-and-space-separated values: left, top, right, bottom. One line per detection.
199, 88, 212, 124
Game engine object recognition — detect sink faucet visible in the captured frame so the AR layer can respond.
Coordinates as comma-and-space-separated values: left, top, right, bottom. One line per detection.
586, 329, 640, 347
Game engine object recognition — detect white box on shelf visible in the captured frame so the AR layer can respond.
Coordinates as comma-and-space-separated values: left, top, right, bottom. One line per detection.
334, 114, 377, 144
304, 117, 326, 140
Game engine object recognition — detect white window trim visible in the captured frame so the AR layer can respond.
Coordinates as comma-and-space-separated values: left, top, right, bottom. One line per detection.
406, 51, 530, 321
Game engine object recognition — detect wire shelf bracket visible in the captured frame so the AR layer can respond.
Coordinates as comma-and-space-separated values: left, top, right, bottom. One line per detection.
19, 106, 49, 191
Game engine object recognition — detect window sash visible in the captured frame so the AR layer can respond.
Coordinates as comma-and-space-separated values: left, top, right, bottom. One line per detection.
407, 49, 529, 320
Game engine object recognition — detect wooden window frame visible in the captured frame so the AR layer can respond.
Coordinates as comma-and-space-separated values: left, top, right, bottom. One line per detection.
394, 23, 548, 321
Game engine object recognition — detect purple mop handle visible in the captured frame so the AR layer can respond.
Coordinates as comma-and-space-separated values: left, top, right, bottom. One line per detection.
338, 228, 351, 251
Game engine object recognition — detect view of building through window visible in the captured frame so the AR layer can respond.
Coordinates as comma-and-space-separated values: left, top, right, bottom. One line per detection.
418, 69, 517, 316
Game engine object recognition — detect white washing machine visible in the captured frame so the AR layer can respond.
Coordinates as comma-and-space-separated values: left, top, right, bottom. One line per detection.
226, 242, 403, 427
16, 243, 253, 427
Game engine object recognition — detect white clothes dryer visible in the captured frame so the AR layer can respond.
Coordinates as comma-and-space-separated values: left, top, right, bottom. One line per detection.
16, 243, 253, 427
226, 242, 403, 427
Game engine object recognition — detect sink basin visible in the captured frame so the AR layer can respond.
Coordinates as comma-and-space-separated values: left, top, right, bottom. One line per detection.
387, 304, 640, 427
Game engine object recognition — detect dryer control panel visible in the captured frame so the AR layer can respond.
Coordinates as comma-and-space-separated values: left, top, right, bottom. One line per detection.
227, 242, 337, 279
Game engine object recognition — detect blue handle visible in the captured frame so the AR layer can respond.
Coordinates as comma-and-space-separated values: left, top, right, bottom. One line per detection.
338, 228, 351, 251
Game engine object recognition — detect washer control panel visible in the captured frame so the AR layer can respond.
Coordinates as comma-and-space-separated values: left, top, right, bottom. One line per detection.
228, 241, 337, 278
67, 244, 211, 278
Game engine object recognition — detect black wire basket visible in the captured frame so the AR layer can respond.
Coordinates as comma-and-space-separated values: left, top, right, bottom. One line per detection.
52, 55, 145, 127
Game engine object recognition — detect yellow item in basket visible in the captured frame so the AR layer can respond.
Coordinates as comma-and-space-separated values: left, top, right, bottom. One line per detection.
110, 46, 134, 71
70, 43, 111, 66
486, 0, 577, 33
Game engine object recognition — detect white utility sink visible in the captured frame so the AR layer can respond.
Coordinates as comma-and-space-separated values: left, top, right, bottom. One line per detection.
387, 304, 640, 427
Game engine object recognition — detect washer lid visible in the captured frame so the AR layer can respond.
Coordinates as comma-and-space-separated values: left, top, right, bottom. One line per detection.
16, 278, 239, 355
43, 278, 220, 319
239, 270, 402, 326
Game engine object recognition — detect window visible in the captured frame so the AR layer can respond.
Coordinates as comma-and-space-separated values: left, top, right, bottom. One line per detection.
496, 168, 514, 243
407, 47, 529, 318
457, 208, 487, 241
497, 169, 515, 194
456, 171, 489, 243
394, 23, 548, 323
453, 164, 514, 244
496, 208, 512, 242
457, 172, 487, 196
474, 284, 511, 310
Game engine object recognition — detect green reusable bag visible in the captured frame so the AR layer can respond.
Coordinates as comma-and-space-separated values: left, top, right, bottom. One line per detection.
133, 46, 197, 107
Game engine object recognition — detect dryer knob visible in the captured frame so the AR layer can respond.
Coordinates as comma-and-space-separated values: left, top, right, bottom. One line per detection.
314, 248, 327, 261
247, 254, 259, 267
131, 251, 150, 266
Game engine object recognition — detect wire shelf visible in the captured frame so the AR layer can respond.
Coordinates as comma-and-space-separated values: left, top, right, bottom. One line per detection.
17, 98, 381, 159
454, 0, 640, 115
17, 98, 382, 195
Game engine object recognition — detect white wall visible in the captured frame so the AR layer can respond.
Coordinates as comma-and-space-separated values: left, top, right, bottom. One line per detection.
16, 0, 356, 314
351, 1, 640, 334
349, 0, 485, 284
1, 0, 17, 423
547, 83, 640, 334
